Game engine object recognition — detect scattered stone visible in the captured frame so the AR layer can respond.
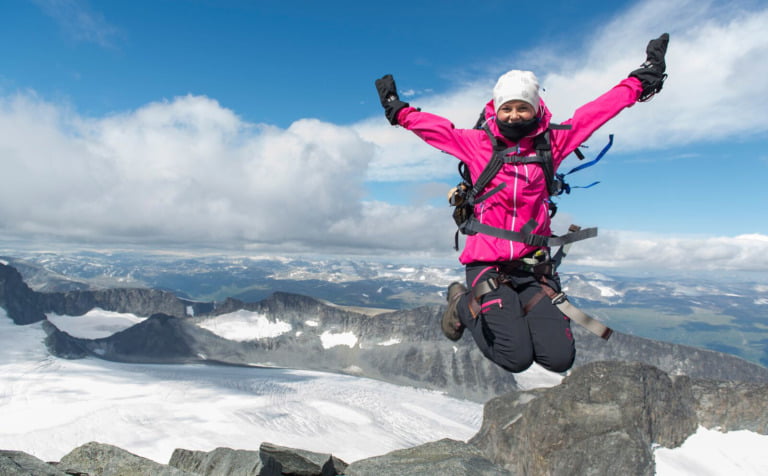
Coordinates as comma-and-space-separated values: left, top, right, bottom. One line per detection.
0, 450, 69, 476
169, 447, 261, 475
344, 438, 511, 475
58, 441, 195, 476
258, 442, 347, 476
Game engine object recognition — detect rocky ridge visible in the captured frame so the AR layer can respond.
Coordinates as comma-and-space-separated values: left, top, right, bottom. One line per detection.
2, 361, 767, 475
3, 262, 768, 402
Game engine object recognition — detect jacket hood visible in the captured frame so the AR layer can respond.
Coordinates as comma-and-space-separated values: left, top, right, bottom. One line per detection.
483, 98, 553, 143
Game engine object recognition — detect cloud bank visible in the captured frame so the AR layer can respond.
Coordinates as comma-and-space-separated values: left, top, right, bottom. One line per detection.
1, 0, 767, 273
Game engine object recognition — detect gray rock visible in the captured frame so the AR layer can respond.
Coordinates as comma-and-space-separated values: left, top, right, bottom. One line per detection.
344, 438, 511, 475
169, 447, 262, 475
1, 262, 194, 323
59, 441, 196, 476
258, 442, 347, 476
683, 377, 768, 432
43, 287, 190, 319
0, 264, 47, 324
0, 450, 69, 476
573, 326, 768, 383
41, 320, 89, 359
168, 443, 348, 476
470, 361, 700, 476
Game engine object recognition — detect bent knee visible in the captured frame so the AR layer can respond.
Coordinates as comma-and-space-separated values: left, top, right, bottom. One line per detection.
538, 351, 575, 373
492, 352, 534, 373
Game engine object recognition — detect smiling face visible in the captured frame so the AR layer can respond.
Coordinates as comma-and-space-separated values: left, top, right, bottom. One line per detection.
496, 100, 536, 123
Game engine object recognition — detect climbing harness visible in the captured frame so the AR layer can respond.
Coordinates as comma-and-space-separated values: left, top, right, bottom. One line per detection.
449, 119, 614, 339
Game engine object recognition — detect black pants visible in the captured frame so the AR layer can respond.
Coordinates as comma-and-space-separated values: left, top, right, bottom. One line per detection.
457, 262, 575, 373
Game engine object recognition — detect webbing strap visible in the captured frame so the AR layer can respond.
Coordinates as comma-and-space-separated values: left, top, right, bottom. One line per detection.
471, 124, 510, 201
563, 134, 613, 175
547, 226, 598, 246
553, 293, 613, 340
473, 183, 506, 204
553, 134, 615, 196
473, 278, 499, 299
470, 276, 613, 340
533, 133, 557, 196
465, 221, 550, 247
530, 285, 613, 340
535, 282, 613, 339
550, 224, 582, 270
463, 217, 597, 247
471, 153, 504, 201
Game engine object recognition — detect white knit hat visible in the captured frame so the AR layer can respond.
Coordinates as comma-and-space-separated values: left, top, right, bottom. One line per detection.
493, 70, 540, 114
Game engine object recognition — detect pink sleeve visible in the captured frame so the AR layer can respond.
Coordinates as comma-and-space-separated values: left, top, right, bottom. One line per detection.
551, 77, 643, 167
396, 107, 477, 163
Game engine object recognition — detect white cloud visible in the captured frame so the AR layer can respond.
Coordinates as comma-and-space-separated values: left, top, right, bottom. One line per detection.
567, 231, 768, 272
0, 93, 376, 248
2, 0, 767, 273
553, 0, 768, 150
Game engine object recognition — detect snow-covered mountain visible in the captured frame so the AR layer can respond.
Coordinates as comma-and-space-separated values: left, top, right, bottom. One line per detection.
3, 259, 767, 403
3, 251, 766, 367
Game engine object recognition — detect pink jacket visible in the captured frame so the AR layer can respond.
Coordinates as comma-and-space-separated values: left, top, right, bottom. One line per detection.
396, 77, 643, 265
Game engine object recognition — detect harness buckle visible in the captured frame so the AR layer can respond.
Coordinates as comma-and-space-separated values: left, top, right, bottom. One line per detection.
473, 277, 499, 299
551, 292, 568, 306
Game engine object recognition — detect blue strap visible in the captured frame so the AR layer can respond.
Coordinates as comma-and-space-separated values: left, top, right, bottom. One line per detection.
556, 180, 601, 194
564, 134, 613, 175
555, 134, 613, 195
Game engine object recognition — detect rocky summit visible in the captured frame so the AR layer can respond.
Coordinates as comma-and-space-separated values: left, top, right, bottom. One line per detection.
2, 361, 767, 475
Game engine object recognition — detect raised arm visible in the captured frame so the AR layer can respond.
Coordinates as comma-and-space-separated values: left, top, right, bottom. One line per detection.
553, 33, 670, 162
374, 74, 481, 162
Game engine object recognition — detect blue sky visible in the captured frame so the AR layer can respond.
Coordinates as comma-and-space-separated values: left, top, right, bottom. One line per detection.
1, 0, 767, 274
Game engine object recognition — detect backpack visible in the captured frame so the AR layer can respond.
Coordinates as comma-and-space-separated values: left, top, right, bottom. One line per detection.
448, 120, 612, 252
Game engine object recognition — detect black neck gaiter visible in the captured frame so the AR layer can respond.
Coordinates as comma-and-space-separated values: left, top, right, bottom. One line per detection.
495, 117, 539, 142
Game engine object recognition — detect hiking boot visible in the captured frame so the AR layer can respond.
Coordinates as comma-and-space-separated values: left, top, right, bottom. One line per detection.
442, 282, 467, 341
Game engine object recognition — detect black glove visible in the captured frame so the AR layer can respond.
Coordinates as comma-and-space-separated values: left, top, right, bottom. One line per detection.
629, 33, 669, 102
375, 74, 409, 125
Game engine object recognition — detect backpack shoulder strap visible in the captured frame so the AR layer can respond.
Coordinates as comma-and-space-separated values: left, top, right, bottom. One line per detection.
533, 131, 557, 196
469, 124, 509, 203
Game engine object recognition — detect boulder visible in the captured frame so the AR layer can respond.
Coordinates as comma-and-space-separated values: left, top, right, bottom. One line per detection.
0, 450, 69, 476
58, 441, 196, 476
168, 443, 348, 476
0, 264, 47, 324
258, 442, 347, 476
344, 438, 510, 475
169, 447, 262, 475
471, 361, 687, 474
